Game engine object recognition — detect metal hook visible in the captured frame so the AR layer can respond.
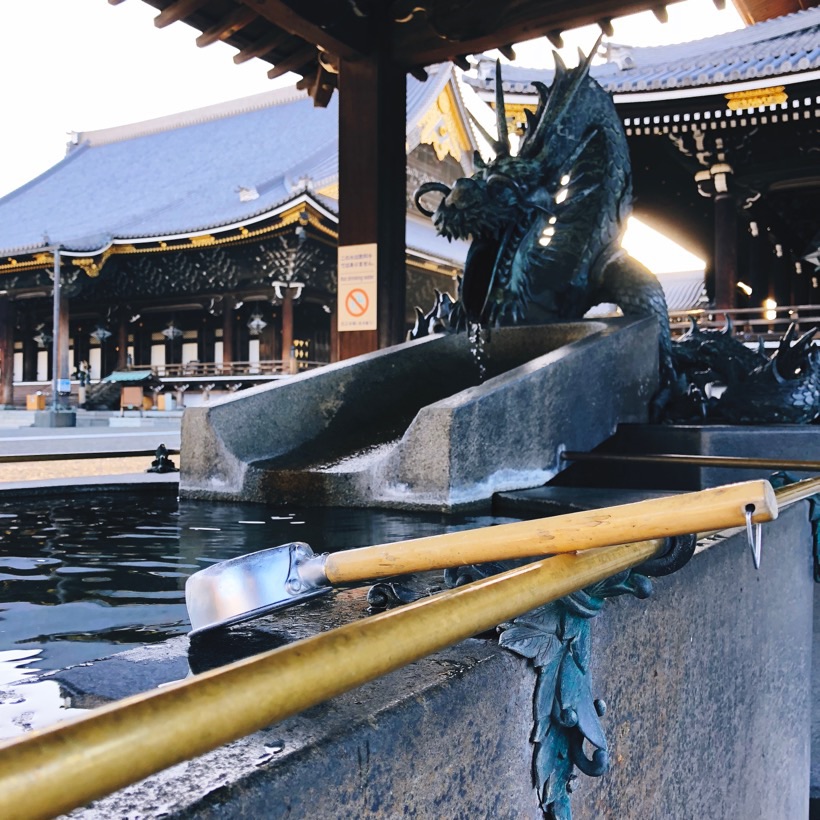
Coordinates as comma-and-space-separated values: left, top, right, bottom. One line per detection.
745, 506, 762, 570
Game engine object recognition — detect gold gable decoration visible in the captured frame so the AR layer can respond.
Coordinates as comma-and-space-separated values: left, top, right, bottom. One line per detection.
317, 182, 339, 200
725, 86, 788, 111
418, 85, 471, 163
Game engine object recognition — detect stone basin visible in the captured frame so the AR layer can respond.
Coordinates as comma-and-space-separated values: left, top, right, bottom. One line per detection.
180, 318, 659, 510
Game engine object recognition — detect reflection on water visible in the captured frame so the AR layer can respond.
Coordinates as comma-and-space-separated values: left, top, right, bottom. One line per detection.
0, 493, 515, 673
0, 649, 87, 739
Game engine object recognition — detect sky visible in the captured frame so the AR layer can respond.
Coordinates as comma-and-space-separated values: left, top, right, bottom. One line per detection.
0, 0, 745, 270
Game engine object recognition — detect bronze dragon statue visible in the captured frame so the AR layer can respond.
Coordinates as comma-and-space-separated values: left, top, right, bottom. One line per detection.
412, 50, 673, 380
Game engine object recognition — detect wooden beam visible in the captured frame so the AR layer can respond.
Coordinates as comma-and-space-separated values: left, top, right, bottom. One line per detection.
196, 6, 258, 47
392, 0, 688, 65
155, 0, 210, 29
241, 0, 368, 60
266, 44, 316, 80
233, 28, 292, 64
310, 65, 337, 108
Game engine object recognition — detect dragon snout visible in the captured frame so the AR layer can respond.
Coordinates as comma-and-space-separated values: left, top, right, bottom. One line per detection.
444, 178, 485, 210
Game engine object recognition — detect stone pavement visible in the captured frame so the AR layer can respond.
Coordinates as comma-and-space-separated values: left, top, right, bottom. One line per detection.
0, 412, 182, 483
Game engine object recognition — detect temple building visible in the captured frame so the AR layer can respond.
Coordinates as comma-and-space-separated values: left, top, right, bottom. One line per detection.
0, 66, 482, 405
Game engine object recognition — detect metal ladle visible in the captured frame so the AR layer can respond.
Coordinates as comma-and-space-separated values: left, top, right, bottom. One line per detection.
186, 479, 777, 634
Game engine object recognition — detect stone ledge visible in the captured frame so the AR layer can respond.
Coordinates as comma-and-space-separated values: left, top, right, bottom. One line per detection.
48, 504, 811, 819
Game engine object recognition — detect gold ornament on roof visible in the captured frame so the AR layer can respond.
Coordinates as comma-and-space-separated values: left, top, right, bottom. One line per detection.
725, 86, 787, 111
418, 85, 471, 163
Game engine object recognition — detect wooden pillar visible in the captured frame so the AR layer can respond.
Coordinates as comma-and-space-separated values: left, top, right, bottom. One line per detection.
22, 312, 37, 381
337, 45, 406, 360
281, 288, 294, 361
222, 296, 234, 365
117, 320, 128, 370
0, 297, 13, 407
56, 288, 70, 385
713, 190, 738, 310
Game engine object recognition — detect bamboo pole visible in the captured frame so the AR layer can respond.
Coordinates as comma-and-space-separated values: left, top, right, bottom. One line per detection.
324, 480, 776, 582
772, 475, 820, 508
562, 451, 820, 473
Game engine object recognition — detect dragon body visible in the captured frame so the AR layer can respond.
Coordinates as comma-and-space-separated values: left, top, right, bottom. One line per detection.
414, 52, 673, 375
671, 321, 820, 424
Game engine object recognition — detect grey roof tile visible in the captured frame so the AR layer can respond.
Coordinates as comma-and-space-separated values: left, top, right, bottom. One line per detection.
0, 70, 451, 256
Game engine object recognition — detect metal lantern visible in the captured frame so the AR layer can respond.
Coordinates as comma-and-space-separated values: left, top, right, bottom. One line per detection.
90, 326, 112, 342
247, 313, 268, 336
162, 322, 183, 340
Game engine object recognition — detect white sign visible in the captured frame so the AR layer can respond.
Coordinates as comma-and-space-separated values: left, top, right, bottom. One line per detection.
338, 243, 377, 332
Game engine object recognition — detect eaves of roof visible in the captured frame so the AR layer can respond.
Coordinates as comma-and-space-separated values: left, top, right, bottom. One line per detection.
467, 6, 820, 97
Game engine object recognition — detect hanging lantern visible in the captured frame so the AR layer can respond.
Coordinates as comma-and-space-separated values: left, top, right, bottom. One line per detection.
247, 313, 268, 336
162, 322, 183, 340
90, 326, 112, 342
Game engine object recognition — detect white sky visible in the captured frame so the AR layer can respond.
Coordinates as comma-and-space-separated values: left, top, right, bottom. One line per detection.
0, 0, 745, 270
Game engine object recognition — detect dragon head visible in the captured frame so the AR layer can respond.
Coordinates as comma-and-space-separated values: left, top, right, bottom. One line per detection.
415, 43, 626, 326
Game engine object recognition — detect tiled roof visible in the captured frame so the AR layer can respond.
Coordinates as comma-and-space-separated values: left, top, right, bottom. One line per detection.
0, 68, 456, 256
469, 6, 820, 96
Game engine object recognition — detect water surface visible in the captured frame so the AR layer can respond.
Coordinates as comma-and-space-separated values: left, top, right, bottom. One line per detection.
0, 492, 516, 671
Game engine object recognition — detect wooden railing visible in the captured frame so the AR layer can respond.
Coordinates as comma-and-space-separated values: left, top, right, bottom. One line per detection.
129, 359, 327, 378
669, 304, 820, 343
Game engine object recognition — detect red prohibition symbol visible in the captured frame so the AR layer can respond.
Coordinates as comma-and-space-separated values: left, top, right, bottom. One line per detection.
345, 288, 369, 317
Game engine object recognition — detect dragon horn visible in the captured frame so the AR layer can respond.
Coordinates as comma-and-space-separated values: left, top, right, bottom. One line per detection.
532, 80, 550, 107
469, 114, 503, 158
689, 317, 700, 334
782, 321, 798, 347
794, 326, 818, 349
494, 59, 511, 157
520, 51, 595, 161
722, 315, 734, 335
524, 107, 537, 134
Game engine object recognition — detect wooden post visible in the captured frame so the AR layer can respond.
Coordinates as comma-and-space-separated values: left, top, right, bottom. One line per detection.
57, 290, 70, 384
22, 312, 37, 382
222, 296, 234, 366
117, 320, 128, 370
713, 191, 737, 310
337, 45, 406, 360
281, 287, 294, 365
0, 296, 13, 407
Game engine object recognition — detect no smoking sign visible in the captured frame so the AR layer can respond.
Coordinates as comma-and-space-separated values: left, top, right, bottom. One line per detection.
338, 244, 377, 331
345, 288, 369, 317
